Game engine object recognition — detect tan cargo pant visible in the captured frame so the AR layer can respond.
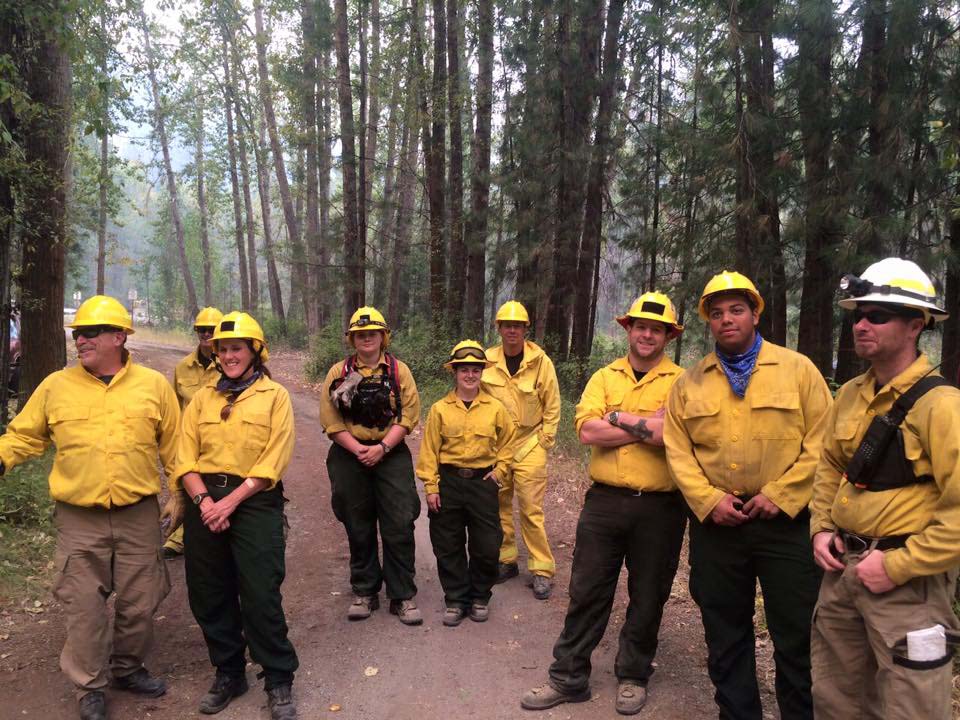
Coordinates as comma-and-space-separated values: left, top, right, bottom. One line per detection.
811, 553, 958, 720
52, 498, 171, 697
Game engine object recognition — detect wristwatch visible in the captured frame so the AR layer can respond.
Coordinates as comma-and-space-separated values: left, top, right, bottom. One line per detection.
193, 492, 211, 506
608, 411, 620, 426
379, 441, 392, 454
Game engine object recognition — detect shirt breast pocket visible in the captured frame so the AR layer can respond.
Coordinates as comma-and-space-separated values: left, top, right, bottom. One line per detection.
516, 380, 541, 428
48, 406, 91, 451
751, 393, 802, 440
681, 399, 721, 446
241, 412, 272, 449
470, 424, 498, 455
124, 406, 160, 446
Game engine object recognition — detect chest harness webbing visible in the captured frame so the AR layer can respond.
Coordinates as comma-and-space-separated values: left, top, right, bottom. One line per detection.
842, 375, 949, 492
332, 353, 403, 431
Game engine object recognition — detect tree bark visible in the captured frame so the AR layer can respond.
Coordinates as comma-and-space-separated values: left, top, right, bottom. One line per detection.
195, 96, 213, 306
253, 112, 286, 324
427, 0, 448, 320
464, 0, 494, 337
334, 0, 363, 316
230, 35, 260, 313
96, 10, 109, 295
316, 0, 333, 326
140, 5, 198, 320
362, 0, 382, 276
373, 80, 401, 308
302, 0, 322, 331
446, 0, 465, 326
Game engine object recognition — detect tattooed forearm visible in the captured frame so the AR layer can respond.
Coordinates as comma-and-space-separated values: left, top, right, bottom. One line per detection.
621, 418, 653, 440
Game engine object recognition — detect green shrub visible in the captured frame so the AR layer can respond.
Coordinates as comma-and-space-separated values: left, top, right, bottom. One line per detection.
0, 451, 55, 600
262, 315, 310, 351
0, 452, 54, 527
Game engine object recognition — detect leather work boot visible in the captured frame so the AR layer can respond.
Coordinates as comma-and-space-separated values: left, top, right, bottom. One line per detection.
468, 603, 489, 622
347, 594, 380, 620
198, 672, 249, 714
496, 562, 519, 584
532, 575, 552, 600
442, 606, 466, 627
389, 599, 423, 625
111, 667, 167, 697
78, 691, 107, 720
615, 682, 647, 715
520, 684, 591, 711
266, 683, 298, 720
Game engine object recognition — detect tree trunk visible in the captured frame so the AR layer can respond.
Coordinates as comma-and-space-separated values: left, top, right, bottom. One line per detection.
373, 80, 401, 308
220, 25, 250, 311
572, 0, 626, 362
254, 0, 303, 318
302, 0, 322, 331
254, 113, 286, 324
334, 0, 363, 316
96, 10, 109, 296
464, 0, 494, 337
942, 105, 960, 385
140, 6, 198, 320
427, 0, 448, 321
316, 0, 332, 326
195, 96, 213, 306
230, 36, 260, 313
362, 0, 382, 279
446, 0, 465, 326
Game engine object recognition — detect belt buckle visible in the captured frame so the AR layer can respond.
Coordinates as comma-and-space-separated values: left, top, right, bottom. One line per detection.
842, 531, 869, 554
212, 473, 229, 488
457, 468, 473, 479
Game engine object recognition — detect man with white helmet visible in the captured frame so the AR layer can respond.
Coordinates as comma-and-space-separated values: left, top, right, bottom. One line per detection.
482, 300, 561, 600
0, 296, 179, 720
664, 271, 832, 720
809, 258, 960, 719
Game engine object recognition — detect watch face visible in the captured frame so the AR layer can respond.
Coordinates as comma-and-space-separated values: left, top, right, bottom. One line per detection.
194, 494, 204, 505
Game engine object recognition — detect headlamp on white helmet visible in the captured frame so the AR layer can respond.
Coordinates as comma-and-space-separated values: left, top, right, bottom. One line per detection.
838, 257, 948, 325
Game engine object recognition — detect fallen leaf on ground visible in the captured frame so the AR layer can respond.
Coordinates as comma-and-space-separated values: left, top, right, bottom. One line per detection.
329, 704, 342, 712
364, 666, 378, 677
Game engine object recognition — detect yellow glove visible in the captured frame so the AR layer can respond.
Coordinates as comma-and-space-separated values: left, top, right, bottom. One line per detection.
160, 491, 187, 538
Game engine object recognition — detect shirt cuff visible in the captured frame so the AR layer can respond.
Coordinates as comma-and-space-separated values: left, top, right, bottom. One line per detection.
693, 488, 727, 523
248, 464, 281, 488
809, 520, 836, 538
759, 482, 805, 519
324, 422, 348, 436
537, 431, 555, 450
422, 479, 439, 494
882, 549, 913, 586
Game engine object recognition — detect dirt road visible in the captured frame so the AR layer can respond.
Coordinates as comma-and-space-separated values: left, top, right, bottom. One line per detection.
0, 342, 759, 720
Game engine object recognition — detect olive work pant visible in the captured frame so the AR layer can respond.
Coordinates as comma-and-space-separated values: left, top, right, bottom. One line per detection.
548, 485, 686, 694
499, 443, 556, 576
428, 468, 503, 608
811, 555, 959, 720
184, 484, 298, 689
688, 508, 820, 720
52, 498, 171, 698
328, 441, 420, 600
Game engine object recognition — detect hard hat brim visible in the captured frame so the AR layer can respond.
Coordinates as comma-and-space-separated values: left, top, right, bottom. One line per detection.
838, 294, 948, 320
444, 358, 494, 371
67, 320, 134, 334
616, 314, 684, 333
698, 289, 765, 321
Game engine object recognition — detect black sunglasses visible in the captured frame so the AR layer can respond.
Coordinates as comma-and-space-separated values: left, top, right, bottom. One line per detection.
852, 309, 900, 325
72, 326, 120, 341
194, 326, 215, 336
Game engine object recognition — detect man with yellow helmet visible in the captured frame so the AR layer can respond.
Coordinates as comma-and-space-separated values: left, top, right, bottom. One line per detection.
319, 307, 423, 625
162, 306, 224, 559
0, 295, 179, 720
809, 258, 960, 719
482, 300, 561, 600
664, 271, 832, 720
174, 310, 300, 719
522, 292, 685, 715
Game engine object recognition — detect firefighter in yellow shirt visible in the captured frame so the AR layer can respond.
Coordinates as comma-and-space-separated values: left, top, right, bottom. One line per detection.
0, 296, 179, 720
483, 301, 561, 600
417, 340, 515, 626
173, 312, 299, 720
664, 272, 832, 720
162, 306, 223, 559
809, 258, 960, 720
521, 292, 686, 716
319, 307, 423, 625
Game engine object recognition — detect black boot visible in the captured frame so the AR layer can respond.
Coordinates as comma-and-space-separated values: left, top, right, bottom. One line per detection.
111, 667, 167, 697
78, 691, 106, 720
199, 672, 249, 715
266, 683, 298, 720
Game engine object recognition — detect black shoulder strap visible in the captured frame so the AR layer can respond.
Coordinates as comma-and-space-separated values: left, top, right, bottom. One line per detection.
384, 352, 402, 425
887, 375, 950, 425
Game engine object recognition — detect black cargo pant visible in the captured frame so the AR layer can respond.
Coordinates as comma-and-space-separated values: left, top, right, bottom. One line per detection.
428, 466, 502, 608
184, 480, 298, 690
688, 507, 821, 720
328, 441, 420, 600
549, 484, 686, 694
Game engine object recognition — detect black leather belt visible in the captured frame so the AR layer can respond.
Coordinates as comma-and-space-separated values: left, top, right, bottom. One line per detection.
591, 482, 679, 497
440, 464, 492, 479
838, 528, 911, 553
201, 473, 244, 488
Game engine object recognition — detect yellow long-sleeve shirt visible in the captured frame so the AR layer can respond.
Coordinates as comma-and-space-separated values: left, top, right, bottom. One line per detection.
664, 340, 833, 521
810, 354, 960, 585
0, 359, 180, 508
482, 341, 560, 456
575, 355, 683, 492
319, 353, 420, 441
415, 390, 516, 494
174, 374, 295, 489
173, 348, 219, 410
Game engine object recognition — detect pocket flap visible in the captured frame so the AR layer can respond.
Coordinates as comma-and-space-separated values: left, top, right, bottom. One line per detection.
48, 406, 90, 423
242, 411, 271, 427
682, 399, 720, 420
124, 406, 160, 420
751, 392, 800, 411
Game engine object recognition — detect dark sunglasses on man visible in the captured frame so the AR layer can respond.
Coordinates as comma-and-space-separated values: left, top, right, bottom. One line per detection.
194, 326, 216, 337
71, 325, 122, 341
852, 307, 922, 325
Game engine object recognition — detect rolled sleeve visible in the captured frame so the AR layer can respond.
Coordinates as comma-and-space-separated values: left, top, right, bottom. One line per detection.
415, 405, 442, 494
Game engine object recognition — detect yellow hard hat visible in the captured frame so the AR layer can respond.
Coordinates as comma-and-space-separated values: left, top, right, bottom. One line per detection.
698, 271, 765, 320
616, 291, 683, 333
838, 257, 948, 322
212, 311, 269, 362
347, 306, 391, 347
495, 300, 530, 325
444, 340, 494, 371
69, 295, 134, 334
194, 307, 224, 328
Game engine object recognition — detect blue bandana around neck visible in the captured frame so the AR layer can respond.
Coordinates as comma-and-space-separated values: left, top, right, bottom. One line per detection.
216, 368, 263, 396
715, 333, 762, 398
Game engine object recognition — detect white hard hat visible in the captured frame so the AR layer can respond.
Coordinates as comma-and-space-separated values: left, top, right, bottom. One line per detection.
839, 257, 948, 322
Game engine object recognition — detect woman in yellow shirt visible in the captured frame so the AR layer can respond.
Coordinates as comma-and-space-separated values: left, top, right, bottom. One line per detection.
416, 340, 515, 626
174, 312, 298, 720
